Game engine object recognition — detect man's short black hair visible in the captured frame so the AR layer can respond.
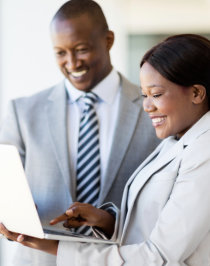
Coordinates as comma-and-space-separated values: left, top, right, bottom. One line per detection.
51, 0, 109, 32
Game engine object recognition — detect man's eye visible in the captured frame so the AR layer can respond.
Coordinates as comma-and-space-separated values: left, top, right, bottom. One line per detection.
76, 48, 88, 53
56, 51, 65, 56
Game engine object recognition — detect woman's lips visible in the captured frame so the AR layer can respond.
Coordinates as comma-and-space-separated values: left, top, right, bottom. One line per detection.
150, 116, 166, 127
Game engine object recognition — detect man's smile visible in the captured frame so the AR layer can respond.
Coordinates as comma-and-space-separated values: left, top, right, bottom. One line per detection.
68, 70, 88, 78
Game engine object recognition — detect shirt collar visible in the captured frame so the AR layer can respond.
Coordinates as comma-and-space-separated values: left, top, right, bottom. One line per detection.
65, 68, 120, 104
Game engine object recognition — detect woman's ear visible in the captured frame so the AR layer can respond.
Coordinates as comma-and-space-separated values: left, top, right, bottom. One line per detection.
192, 84, 207, 104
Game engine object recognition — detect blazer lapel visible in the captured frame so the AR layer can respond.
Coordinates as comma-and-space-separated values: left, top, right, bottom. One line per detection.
120, 137, 184, 241
98, 75, 142, 204
45, 82, 72, 199
117, 141, 164, 241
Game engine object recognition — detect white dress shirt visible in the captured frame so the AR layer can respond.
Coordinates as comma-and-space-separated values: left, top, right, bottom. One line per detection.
65, 69, 120, 200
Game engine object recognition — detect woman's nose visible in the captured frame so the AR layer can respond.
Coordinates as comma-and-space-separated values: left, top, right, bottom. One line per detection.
143, 97, 156, 113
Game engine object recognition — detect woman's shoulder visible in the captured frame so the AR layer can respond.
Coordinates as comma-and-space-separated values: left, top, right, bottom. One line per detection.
181, 128, 210, 170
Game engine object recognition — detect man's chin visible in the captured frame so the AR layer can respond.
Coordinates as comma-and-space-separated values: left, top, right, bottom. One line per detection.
69, 80, 92, 92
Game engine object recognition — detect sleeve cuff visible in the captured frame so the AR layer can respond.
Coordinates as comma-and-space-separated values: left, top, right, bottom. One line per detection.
92, 202, 120, 242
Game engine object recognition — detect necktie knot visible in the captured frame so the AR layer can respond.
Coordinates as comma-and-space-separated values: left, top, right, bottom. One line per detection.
80, 92, 98, 111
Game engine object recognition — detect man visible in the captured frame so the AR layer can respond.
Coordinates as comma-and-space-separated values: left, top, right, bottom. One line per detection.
0, 0, 159, 265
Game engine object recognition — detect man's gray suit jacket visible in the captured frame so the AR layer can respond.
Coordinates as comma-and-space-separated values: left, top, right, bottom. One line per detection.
0, 74, 160, 265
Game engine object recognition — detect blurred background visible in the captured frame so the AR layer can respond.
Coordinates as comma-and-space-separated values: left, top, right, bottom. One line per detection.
0, 0, 210, 264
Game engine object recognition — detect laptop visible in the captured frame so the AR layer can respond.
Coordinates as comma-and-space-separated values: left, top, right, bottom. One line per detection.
0, 144, 116, 244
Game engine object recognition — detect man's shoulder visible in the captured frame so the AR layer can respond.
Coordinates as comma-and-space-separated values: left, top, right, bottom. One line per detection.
117, 72, 141, 101
118, 72, 139, 90
13, 81, 65, 105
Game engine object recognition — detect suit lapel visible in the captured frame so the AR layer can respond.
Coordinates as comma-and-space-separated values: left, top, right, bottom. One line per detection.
98, 75, 142, 204
120, 137, 184, 241
45, 82, 72, 200
117, 142, 164, 240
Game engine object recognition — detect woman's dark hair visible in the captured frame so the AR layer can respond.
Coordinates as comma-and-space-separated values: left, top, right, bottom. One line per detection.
140, 34, 210, 108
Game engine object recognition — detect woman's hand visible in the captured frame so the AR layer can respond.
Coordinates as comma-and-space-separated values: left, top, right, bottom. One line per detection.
50, 202, 115, 238
0, 223, 58, 255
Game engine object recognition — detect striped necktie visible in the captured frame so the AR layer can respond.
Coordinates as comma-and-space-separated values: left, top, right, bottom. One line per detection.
76, 92, 100, 234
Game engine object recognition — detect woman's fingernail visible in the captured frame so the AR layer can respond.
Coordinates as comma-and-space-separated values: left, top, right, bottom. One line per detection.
66, 209, 73, 215
17, 235, 24, 242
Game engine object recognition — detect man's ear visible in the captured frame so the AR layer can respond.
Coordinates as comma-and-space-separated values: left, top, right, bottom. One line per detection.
192, 84, 207, 104
106, 30, 114, 50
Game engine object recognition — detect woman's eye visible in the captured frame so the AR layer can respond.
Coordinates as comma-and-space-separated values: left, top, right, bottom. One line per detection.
153, 94, 162, 98
141, 94, 147, 98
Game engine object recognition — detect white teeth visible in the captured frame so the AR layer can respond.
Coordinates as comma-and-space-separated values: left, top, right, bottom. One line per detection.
71, 70, 87, 78
152, 117, 165, 123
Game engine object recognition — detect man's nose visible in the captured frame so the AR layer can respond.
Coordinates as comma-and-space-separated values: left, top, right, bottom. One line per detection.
143, 97, 156, 113
65, 52, 82, 70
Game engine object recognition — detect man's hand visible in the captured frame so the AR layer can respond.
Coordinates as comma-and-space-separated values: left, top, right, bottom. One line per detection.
0, 223, 58, 255
50, 202, 115, 238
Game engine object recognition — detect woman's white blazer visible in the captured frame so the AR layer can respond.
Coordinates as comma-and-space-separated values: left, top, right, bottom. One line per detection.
57, 111, 210, 266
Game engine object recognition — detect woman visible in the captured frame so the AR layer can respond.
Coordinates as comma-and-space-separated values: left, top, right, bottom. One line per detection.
1, 34, 210, 265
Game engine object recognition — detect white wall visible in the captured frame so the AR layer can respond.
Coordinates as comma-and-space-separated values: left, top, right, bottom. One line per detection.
0, 0, 65, 119
128, 0, 210, 34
